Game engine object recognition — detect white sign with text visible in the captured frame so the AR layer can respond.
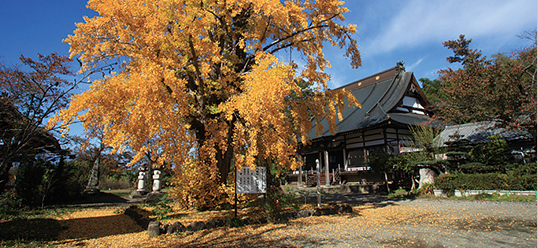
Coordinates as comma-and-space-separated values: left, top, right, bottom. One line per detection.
236, 166, 266, 194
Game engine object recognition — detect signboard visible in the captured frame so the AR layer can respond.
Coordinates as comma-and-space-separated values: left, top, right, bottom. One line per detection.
236, 166, 266, 194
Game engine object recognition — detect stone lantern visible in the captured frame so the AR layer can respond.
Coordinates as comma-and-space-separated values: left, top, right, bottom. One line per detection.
137, 166, 147, 192
152, 169, 162, 193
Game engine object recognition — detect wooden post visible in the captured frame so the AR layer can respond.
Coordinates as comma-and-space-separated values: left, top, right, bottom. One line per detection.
324, 151, 330, 186
298, 155, 303, 186
316, 159, 321, 207
362, 132, 367, 165
234, 168, 238, 218
343, 148, 347, 171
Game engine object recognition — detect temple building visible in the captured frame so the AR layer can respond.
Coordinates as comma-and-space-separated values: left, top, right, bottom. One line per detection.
291, 63, 436, 191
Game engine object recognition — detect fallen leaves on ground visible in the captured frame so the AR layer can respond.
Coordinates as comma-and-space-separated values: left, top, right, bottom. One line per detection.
43, 200, 536, 247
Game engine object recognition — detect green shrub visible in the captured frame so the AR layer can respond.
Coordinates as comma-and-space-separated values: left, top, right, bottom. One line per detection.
420, 182, 434, 195
434, 163, 537, 191
151, 197, 173, 220
0, 191, 23, 219
388, 188, 408, 198
100, 176, 133, 190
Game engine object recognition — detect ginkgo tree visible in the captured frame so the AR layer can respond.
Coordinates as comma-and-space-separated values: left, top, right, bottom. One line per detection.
51, 0, 361, 186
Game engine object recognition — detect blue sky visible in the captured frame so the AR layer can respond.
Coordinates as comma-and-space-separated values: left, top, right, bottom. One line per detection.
1, 0, 536, 89
0, 0, 535, 142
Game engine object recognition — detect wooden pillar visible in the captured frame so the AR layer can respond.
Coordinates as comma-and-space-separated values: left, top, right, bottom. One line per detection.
324, 150, 330, 186
383, 127, 388, 153
362, 132, 367, 165
396, 128, 400, 154
298, 155, 303, 185
342, 148, 347, 171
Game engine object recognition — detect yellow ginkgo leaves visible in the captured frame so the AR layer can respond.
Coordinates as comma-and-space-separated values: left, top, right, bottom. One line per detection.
52, 0, 361, 194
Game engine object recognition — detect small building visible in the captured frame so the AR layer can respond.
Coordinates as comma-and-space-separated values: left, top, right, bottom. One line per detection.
436, 120, 536, 163
290, 63, 436, 191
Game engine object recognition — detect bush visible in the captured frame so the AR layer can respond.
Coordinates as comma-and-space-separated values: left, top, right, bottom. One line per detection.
150, 196, 173, 220
100, 176, 132, 190
0, 191, 23, 219
434, 163, 537, 192
420, 182, 434, 195
15, 159, 47, 206
387, 188, 408, 198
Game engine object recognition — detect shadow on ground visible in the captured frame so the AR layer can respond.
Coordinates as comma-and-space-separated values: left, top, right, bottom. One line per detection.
62, 192, 135, 206
0, 211, 144, 244
0, 218, 63, 241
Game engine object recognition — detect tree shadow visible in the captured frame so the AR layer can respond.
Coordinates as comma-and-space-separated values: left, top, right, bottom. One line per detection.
0, 218, 63, 241
301, 193, 413, 208
56, 214, 144, 240
62, 192, 132, 206
163, 225, 289, 248
0, 207, 145, 245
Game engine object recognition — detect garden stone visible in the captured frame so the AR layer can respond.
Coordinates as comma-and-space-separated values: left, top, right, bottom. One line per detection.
170, 221, 186, 233
214, 219, 225, 227
297, 209, 315, 218
338, 204, 353, 213
206, 219, 217, 229
242, 217, 253, 225
130, 190, 147, 198
143, 192, 163, 204
187, 221, 205, 231
148, 221, 161, 238
163, 224, 170, 233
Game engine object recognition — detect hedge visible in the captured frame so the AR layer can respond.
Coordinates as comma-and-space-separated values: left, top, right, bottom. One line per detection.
434, 163, 537, 193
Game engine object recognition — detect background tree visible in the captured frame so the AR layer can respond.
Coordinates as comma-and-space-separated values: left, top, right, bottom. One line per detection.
53, 0, 362, 190
368, 152, 394, 193
419, 78, 449, 108
436, 33, 537, 139
398, 125, 446, 189
68, 133, 135, 192
0, 53, 78, 193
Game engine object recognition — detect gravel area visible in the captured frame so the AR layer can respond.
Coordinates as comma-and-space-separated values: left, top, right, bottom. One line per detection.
265, 198, 537, 248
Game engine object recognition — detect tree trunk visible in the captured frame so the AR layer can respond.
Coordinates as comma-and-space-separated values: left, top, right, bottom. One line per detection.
384, 172, 391, 193
216, 143, 234, 184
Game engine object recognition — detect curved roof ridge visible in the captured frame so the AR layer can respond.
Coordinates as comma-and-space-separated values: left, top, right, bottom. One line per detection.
365, 69, 401, 115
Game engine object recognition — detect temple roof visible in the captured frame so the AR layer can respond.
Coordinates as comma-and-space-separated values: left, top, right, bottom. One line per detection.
309, 63, 434, 140
436, 120, 533, 146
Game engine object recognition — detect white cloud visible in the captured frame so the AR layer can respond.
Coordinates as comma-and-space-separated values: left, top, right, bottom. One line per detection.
405, 58, 423, 72
361, 0, 537, 56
